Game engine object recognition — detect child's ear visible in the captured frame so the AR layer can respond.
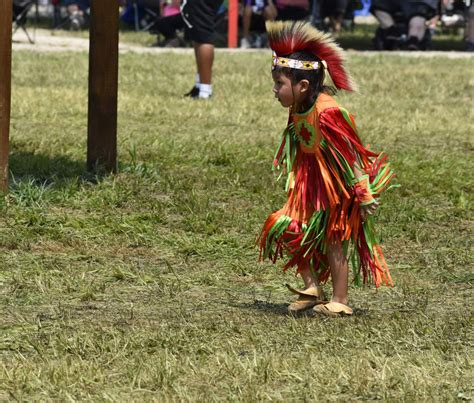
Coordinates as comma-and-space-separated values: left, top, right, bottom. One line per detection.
299, 79, 310, 94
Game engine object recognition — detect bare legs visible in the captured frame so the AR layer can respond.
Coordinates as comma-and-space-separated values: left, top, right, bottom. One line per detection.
327, 240, 349, 305
263, 3, 277, 21
241, 4, 277, 48
299, 262, 320, 289
329, 14, 344, 36
194, 42, 214, 85
408, 16, 427, 41
191, 42, 215, 98
467, 5, 474, 50
241, 6, 252, 47
298, 241, 348, 304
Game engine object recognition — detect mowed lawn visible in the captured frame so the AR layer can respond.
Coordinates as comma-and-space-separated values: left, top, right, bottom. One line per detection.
1, 49, 473, 401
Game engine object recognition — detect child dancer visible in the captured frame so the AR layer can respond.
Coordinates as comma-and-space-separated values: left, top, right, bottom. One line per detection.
259, 21, 396, 317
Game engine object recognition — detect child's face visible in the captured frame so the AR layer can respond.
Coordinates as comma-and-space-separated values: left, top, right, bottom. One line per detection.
272, 71, 306, 108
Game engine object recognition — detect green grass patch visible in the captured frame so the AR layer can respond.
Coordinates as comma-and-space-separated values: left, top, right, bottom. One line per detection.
0, 50, 473, 400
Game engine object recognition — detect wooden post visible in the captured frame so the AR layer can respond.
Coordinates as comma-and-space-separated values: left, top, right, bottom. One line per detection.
228, 0, 238, 48
87, 0, 119, 173
0, 0, 13, 192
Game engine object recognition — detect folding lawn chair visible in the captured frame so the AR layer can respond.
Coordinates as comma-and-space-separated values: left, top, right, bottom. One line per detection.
13, 0, 39, 44
125, 0, 160, 32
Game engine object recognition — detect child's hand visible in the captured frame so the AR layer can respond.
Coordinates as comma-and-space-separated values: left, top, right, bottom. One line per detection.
361, 201, 379, 222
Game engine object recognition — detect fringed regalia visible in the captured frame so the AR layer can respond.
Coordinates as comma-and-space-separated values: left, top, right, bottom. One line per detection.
259, 21, 396, 287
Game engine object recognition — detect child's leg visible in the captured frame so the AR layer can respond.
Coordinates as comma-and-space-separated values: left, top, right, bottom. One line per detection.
298, 262, 320, 289
242, 5, 252, 41
288, 261, 325, 314
194, 42, 214, 85
327, 240, 349, 305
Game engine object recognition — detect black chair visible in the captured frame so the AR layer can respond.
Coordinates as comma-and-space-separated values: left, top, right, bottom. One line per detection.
13, 0, 38, 44
127, 0, 160, 32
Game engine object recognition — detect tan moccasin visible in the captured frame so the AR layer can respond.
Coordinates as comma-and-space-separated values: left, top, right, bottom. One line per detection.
313, 301, 353, 317
286, 284, 327, 315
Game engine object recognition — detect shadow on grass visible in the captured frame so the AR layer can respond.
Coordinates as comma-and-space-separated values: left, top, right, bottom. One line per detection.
7, 151, 116, 191
9, 151, 86, 182
231, 299, 289, 316
231, 299, 370, 318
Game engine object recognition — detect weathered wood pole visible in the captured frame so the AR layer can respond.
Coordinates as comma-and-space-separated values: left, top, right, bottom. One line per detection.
228, 0, 238, 48
0, 0, 13, 193
87, 0, 119, 173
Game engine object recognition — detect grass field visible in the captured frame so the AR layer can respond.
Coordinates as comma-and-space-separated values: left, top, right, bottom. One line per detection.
1, 49, 473, 401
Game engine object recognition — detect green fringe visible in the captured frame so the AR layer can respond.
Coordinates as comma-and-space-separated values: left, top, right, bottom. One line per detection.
263, 215, 293, 259
273, 124, 298, 191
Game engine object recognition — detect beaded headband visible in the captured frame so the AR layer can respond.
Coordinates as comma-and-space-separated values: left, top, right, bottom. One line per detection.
272, 51, 327, 71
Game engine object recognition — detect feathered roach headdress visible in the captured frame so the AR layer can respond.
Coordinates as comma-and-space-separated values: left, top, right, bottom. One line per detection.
266, 21, 356, 92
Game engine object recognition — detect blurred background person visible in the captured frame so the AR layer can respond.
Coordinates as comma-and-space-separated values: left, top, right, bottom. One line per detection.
151, 12, 184, 47
240, 0, 277, 48
371, 0, 439, 50
150, 0, 184, 47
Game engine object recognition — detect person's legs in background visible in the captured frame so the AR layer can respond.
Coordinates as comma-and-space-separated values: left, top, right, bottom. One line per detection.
371, 0, 398, 30
321, 0, 349, 35
241, 1, 276, 49
371, 0, 405, 49
194, 43, 214, 98
373, 8, 395, 28
263, 1, 278, 21
241, 2, 253, 48
182, 0, 223, 99
466, 3, 474, 50
405, 0, 437, 50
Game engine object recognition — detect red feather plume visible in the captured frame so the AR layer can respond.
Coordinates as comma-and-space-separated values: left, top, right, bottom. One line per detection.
266, 21, 356, 92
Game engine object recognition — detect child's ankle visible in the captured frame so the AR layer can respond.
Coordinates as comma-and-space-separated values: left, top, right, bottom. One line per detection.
303, 282, 320, 289
331, 296, 348, 305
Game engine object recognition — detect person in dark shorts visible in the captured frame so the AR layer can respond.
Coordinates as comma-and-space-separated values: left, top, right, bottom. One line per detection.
181, 0, 224, 99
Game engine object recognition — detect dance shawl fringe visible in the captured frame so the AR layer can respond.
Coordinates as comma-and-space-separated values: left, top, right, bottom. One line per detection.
258, 105, 396, 287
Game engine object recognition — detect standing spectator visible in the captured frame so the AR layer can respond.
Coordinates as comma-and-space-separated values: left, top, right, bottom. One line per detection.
182, 0, 224, 99
241, 0, 277, 48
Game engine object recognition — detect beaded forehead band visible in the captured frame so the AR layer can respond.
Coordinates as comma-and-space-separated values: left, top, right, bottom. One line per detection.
272, 51, 327, 71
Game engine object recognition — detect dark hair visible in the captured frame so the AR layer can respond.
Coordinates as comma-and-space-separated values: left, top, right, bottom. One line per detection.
273, 51, 336, 110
